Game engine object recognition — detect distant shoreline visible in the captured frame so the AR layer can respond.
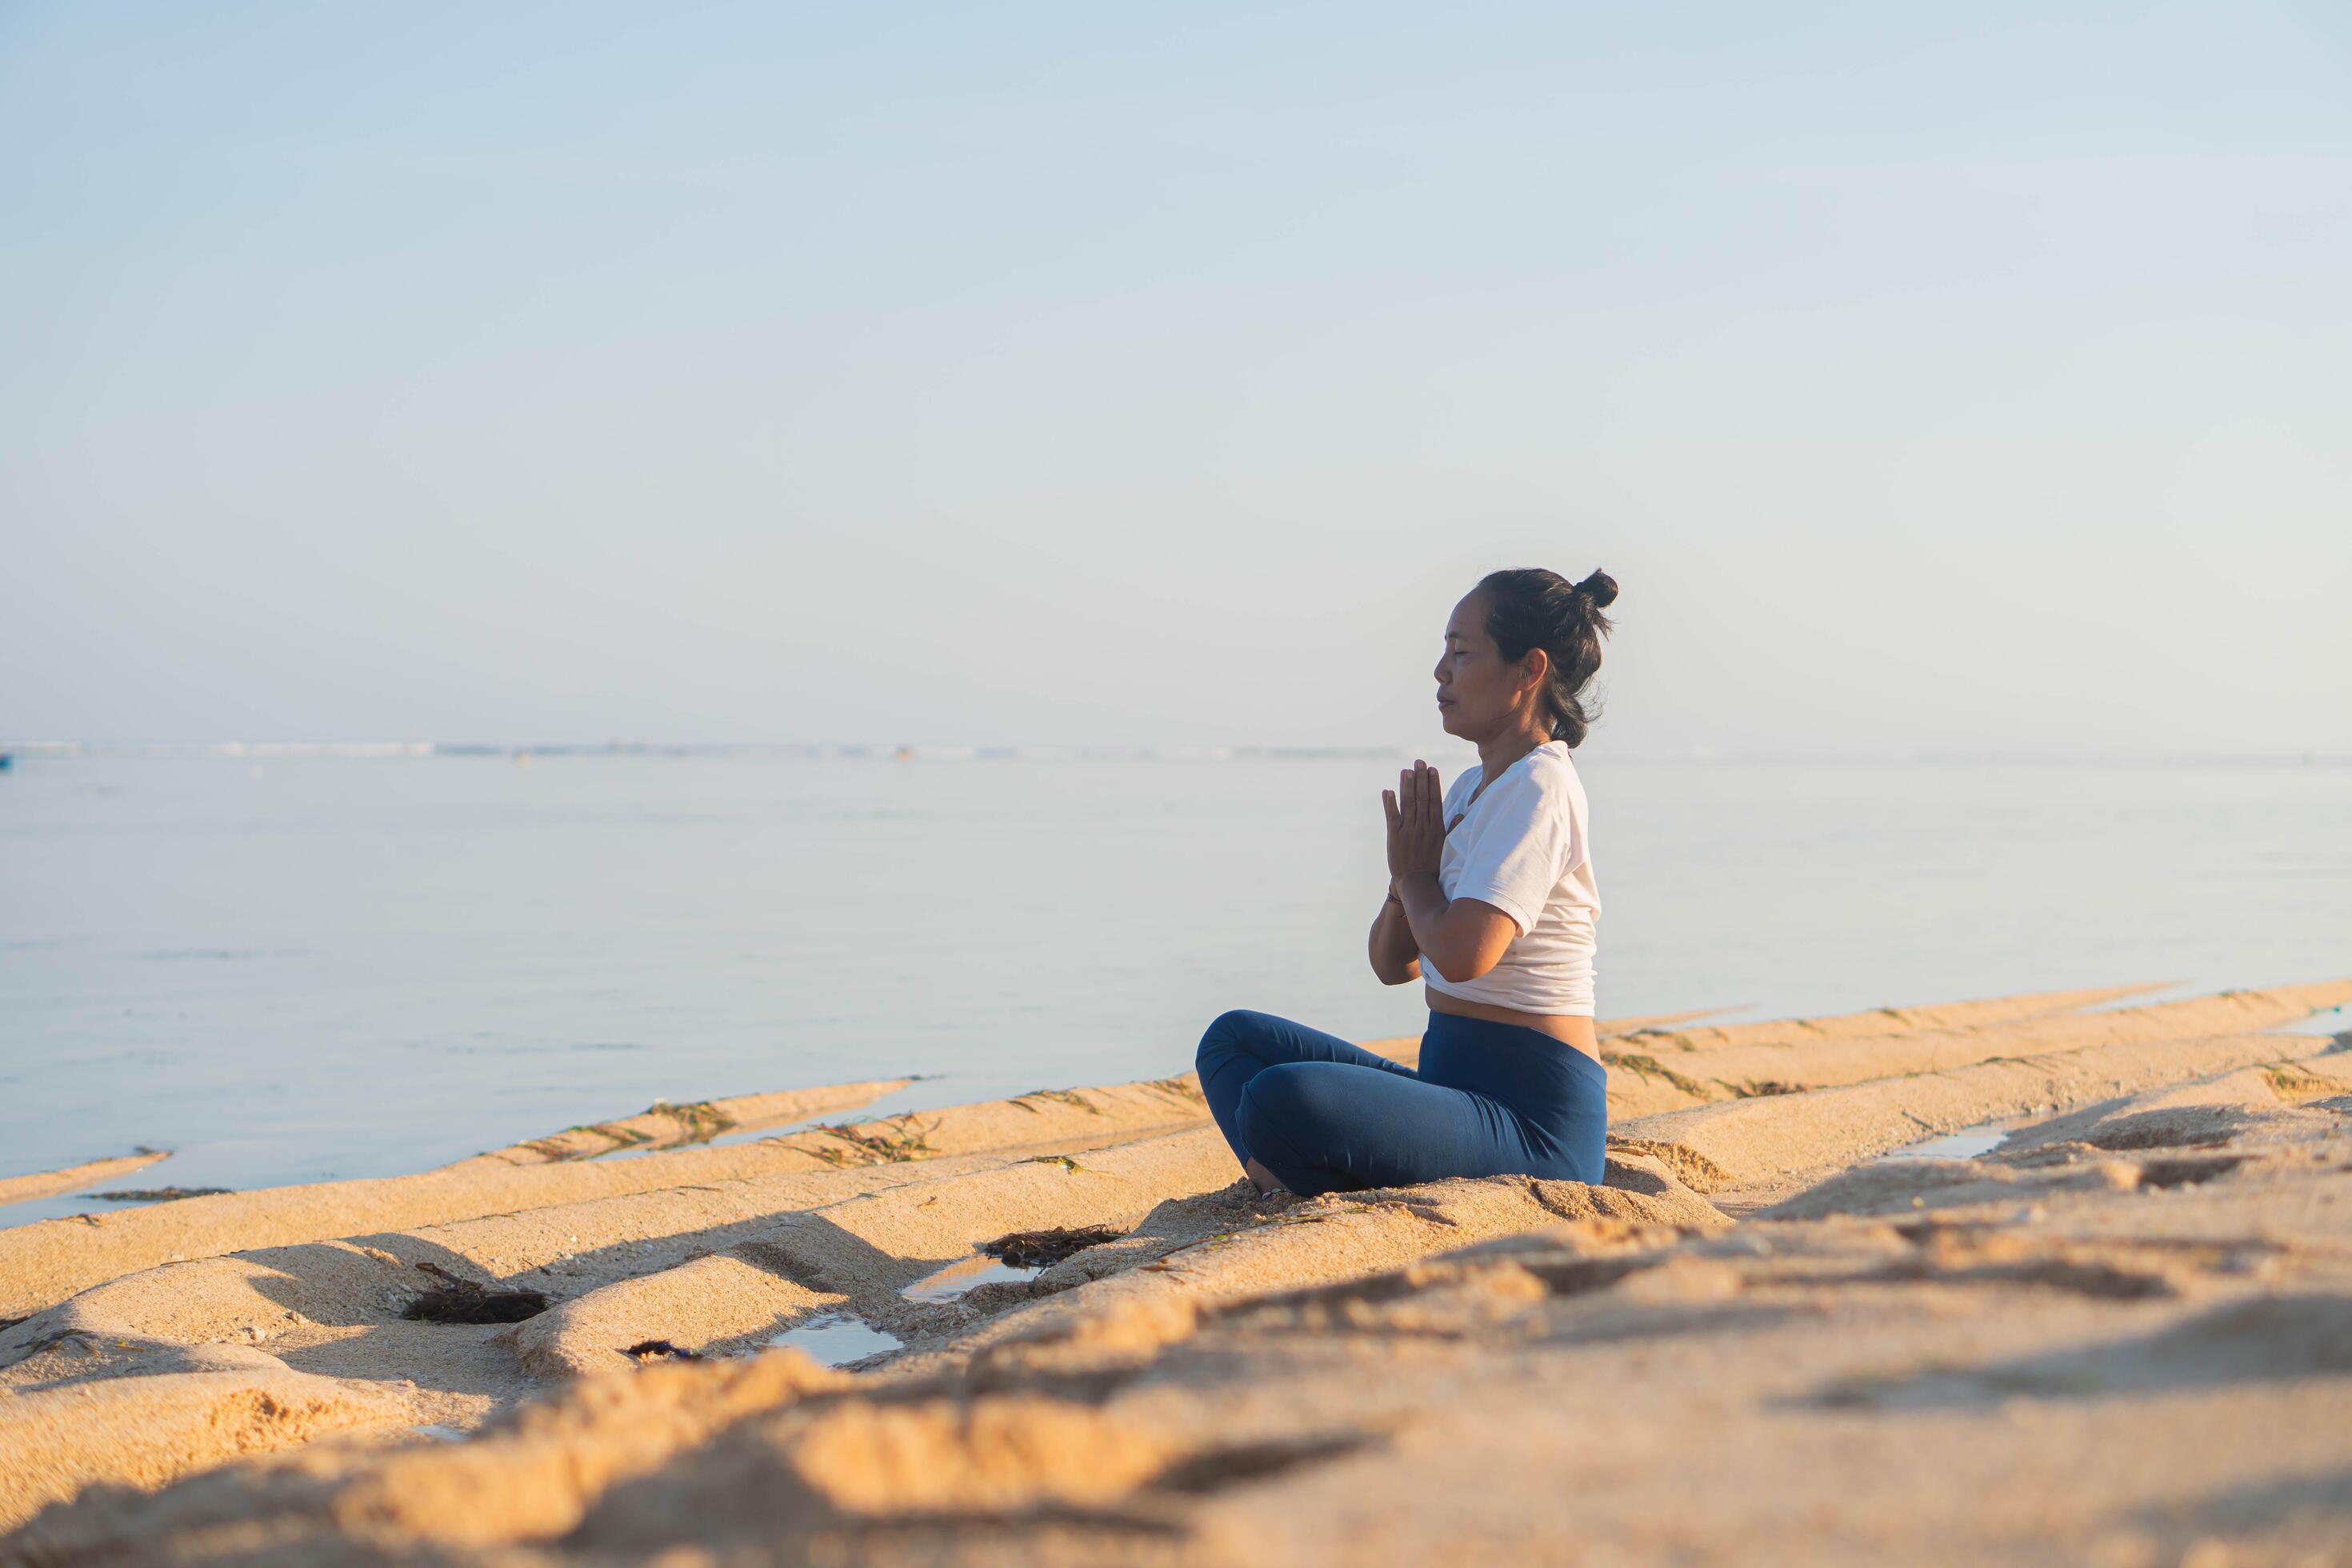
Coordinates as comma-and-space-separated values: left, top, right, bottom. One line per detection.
5, 741, 2348, 768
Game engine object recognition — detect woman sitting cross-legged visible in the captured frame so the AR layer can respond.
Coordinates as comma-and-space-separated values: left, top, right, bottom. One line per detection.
1195, 566, 1617, 1197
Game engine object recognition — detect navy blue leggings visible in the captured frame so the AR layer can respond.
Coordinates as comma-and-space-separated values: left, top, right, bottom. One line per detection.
1194, 1009, 1609, 1197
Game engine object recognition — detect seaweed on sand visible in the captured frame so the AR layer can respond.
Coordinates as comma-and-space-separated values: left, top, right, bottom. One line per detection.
622, 1339, 704, 1362
1012, 1088, 1106, 1116
1602, 1054, 1710, 1098
90, 1187, 231, 1202
400, 1262, 549, 1325
980, 1225, 1126, 1270
804, 1115, 939, 1167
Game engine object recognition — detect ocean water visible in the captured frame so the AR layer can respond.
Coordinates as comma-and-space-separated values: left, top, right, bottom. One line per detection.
2, 749, 2346, 1219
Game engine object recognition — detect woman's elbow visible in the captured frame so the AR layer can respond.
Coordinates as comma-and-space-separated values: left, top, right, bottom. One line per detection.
1372, 956, 1422, 986
1426, 947, 1500, 985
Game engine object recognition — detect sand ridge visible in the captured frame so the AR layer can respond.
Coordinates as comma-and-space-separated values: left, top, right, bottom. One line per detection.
0, 1072, 1212, 1320
4, 979, 2348, 1559
1614, 1010, 2352, 1201
510, 1126, 1246, 1376
458, 1079, 917, 1166
0, 1366, 414, 1534
0, 1014, 1700, 1321
20, 1043, 2352, 1563
1598, 981, 2348, 1116
0, 1152, 170, 1208
1605, 980, 2166, 1054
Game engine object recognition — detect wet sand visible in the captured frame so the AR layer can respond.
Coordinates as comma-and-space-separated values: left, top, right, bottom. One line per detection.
0, 1152, 168, 1208
3, 980, 2349, 1563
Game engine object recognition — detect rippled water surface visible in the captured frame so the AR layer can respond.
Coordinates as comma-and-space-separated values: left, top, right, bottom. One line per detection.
3, 750, 2346, 1210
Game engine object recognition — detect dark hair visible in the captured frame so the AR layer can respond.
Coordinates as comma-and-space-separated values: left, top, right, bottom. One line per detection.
1475, 566, 1618, 747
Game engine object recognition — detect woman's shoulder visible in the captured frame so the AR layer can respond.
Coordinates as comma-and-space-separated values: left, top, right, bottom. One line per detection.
1514, 741, 1580, 783
1450, 744, 1583, 815
1509, 744, 1587, 807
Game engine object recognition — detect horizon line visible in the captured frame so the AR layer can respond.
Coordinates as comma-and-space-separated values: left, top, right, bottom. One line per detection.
3, 739, 2348, 769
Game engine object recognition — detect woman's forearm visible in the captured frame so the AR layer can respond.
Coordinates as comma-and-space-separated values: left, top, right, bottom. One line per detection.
1394, 870, 1450, 958
1395, 872, 1518, 983
1380, 767, 1517, 985
1368, 892, 1422, 985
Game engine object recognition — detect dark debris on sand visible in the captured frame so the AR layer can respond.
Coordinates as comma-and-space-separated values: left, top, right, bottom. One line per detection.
90, 1187, 233, 1203
401, 1262, 550, 1325
623, 1338, 704, 1362
981, 1224, 1126, 1270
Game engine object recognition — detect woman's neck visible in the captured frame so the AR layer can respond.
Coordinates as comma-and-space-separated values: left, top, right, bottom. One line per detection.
1474, 723, 1552, 781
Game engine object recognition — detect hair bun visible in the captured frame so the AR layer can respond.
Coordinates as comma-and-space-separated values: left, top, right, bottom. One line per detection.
1575, 568, 1619, 609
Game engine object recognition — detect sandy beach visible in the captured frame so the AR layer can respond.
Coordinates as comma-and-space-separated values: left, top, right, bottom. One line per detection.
14, 0, 2347, 1558
4, 978, 2350, 1564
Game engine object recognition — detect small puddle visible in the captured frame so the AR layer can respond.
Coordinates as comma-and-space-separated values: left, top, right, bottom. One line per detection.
600, 1079, 963, 1162
2273, 1005, 2349, 1041
1882, 1122, 2012, 1162
901, 1253, 1043, 1304
766, 1314, 902, 1367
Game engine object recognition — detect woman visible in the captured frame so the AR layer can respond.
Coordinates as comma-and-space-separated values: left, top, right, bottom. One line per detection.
1195, 566, 1617, 1196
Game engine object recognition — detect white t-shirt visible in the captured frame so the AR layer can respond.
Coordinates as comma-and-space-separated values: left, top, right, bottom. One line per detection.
1419, 740, 1600, 1017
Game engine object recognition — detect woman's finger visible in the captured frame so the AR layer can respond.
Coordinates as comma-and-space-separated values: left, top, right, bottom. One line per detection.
1382, 788, 1400, 834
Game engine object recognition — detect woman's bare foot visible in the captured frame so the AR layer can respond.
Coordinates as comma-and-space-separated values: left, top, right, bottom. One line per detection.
1244, 1157, 1289, 1195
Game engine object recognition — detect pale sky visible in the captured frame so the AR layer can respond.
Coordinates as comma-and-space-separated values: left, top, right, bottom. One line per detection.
4, 2, 2348, 755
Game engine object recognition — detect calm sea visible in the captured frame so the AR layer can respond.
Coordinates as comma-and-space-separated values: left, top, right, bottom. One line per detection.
3, 748, 2346, 1222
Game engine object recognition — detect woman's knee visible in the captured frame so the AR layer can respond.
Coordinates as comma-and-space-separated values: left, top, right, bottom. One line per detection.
1234, 1066, 1369, 1193
1195, 1008, 1273, 1072
1234, 1062, 1353, 1145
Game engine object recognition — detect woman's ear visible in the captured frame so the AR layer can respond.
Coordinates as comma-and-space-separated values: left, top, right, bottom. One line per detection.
1518, 646, 1550, 700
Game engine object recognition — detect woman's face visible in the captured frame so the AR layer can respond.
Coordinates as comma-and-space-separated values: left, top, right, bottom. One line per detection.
1433, 590, 1538, 740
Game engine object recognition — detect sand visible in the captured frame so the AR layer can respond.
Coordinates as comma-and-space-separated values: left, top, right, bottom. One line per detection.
1600, 982, 2350, 1117
0, 1073, 1209, 1320
3, 978, 2348, 1563
462, 1080, 924, 1165
1610, 984, 2352, 1201
0, 1151, 169, 1207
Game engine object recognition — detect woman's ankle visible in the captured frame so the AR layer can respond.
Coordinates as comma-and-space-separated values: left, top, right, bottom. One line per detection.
1243, 1156, 1289, 1195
